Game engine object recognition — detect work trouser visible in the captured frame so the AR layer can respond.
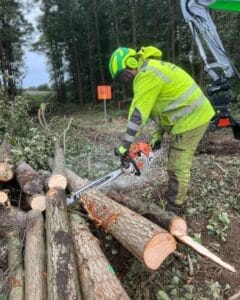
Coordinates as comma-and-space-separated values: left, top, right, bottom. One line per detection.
166, 123, 209, 206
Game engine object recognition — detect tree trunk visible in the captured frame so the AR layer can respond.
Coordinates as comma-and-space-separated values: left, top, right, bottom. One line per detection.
24, 210, 47, 300
105, 189, 187, 237
46, 187, 82, 300
65, 169, 176, 271
0, 206, 27, 231
0, 139, 14, 182
15, 162, 46, 211
7, 230, 24, 300
69, 213, 130, 300
48, 142, 67, 190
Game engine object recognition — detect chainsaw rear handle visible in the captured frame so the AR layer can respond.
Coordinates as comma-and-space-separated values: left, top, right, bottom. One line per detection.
114, 148, 141, 176
126, 154, 141, 176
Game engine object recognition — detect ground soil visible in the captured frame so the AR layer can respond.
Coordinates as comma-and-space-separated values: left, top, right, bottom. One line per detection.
1, 109, 239, 299
80, 116, 240, 299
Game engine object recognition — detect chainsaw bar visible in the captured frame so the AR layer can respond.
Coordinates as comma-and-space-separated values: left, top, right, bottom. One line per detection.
67, 167, 123, 205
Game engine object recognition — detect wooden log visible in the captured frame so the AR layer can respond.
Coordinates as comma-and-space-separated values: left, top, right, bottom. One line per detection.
105, 191, 236, 272
48, 142, 67, 190
46, 187, 82, 300
7, 230, 24, 300
15, 162, 46, 211
0, 139, 14, 182
65, 168, 236, 273
24, 210, 47, 300
0, 206, 27, 231
105, 189, 187, 236
69, 213, 130, 300
65, 169, 176, 271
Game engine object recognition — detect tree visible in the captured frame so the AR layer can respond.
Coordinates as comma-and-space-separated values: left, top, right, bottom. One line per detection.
0, 0, 32, 99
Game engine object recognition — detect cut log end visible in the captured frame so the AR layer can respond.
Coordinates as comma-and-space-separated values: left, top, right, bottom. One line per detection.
48, 174, 67, 190
0, 162, 14, 182
169, 216, 188, 237
29, 195, 46, 212
144, 233, 176, 270
0, 191, 8, 204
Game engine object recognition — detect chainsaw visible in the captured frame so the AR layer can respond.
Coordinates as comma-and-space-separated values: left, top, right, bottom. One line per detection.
67, 142, 157, 205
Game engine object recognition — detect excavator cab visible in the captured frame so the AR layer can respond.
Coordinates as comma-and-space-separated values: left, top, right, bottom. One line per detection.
181, 0, 240, 139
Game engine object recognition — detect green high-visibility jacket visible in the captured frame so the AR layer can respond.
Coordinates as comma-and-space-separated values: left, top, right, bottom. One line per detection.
122, 59, 215, 148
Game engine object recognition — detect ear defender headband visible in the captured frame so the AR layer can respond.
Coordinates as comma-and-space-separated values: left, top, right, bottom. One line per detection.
125, 56, 138, 69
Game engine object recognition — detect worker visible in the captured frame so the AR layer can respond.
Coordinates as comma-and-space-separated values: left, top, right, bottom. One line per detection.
109, 46, 215, 215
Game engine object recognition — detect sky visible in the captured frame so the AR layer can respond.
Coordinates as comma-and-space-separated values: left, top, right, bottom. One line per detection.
22, 4, 50, 88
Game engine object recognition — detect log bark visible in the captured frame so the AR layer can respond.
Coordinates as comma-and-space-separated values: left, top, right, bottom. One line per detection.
0, 206, 27, 231
15, 162, 46, 211
7, 230, 24, 300
105, 189, 187, 236
0, 139, 14, 182
24, 210, 47, 300
48, 142, 67, 190
46, 187, 82, 300
69, 213, 130, 300
65, 169, 176, 271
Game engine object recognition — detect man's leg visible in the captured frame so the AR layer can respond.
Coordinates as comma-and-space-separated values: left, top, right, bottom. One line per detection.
165, 123, 209, 213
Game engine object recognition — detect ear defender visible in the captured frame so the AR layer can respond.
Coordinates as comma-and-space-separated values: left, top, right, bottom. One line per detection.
125, 56, 138, 69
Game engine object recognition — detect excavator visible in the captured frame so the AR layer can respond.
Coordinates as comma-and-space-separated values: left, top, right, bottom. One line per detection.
180, 0, 240, 139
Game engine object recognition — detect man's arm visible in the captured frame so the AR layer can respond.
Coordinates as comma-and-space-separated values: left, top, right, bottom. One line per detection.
118, 71, 163, 154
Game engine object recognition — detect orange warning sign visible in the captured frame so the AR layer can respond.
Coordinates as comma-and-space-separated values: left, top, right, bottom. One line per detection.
97, 85, 112, 100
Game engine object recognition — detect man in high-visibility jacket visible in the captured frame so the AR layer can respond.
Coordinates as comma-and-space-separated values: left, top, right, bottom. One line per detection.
109, 46, 215, 215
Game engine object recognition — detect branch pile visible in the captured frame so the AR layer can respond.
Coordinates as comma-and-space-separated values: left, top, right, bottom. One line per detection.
0, 142, 236, 299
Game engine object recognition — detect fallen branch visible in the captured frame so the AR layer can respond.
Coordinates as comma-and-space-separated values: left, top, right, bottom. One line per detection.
178, 235, 236, 273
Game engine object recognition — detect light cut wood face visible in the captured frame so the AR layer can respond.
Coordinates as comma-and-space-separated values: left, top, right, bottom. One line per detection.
0, 162, 14, 182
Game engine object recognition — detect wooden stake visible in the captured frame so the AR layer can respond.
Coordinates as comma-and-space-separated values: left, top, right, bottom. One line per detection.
178, 235, 236, 273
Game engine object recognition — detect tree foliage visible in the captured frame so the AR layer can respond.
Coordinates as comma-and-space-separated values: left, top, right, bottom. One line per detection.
3, 0, 240, 104
0, 0, 32, 99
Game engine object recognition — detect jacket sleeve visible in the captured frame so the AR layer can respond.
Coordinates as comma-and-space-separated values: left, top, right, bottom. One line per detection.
122, 71, 163, 149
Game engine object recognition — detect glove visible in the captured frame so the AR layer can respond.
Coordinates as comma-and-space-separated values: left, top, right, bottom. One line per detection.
150, 129, 164, 151
114, 145, 128, 156
114, 146, 130, 169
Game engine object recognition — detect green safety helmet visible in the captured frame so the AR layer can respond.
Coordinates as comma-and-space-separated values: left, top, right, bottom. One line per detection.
109, 47, 138, 79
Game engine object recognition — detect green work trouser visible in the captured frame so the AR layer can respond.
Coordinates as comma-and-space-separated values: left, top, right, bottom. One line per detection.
166, 123, 209, 206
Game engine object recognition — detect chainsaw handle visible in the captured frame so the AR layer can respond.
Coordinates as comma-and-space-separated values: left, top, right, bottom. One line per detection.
127, 154, 141, 176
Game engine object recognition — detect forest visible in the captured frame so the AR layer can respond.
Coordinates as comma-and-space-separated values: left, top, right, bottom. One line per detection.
0, 1, 240, 299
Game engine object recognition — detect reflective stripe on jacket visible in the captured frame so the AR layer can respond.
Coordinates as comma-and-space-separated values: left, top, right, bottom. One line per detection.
122, 59, 215, 148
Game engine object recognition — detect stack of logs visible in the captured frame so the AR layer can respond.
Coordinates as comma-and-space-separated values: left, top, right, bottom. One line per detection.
0, 140, 236, 299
